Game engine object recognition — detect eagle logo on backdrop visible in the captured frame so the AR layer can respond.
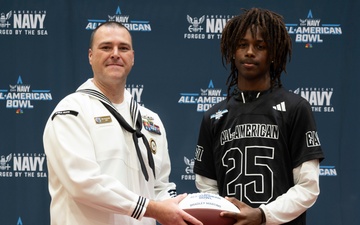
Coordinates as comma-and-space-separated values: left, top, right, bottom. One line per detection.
181, 156, 195, 181
184, 156, 194, 174
187, 15, 205, 32
184, 14, 234, 40
0, 11, 12, 28
0, 154, 12, 170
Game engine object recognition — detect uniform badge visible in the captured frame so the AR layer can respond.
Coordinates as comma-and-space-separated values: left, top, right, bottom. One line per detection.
94, 115, 112, 124
142, 115, 161, 135
210, 109, 228, 120
149, 138, 157, 154
51, 110, 78, 120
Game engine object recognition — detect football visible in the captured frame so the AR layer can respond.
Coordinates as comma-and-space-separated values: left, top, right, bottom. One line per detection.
179, 193, 240, 225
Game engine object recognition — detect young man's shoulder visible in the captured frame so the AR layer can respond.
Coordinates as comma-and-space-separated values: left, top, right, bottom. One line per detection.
270, 87, 307, 102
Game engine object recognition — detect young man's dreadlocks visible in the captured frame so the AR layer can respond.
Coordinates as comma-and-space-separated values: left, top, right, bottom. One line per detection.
220, 8, 292, 97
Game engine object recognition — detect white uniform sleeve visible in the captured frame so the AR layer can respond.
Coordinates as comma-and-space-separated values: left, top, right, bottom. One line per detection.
260, 159, 320, 224
195, 174, 219, 194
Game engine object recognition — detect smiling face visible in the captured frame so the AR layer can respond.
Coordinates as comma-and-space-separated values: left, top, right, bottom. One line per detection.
89, 24, 134, 89
234, 27, 272, 91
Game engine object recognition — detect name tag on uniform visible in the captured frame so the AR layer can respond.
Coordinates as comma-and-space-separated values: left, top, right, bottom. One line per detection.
94, 116, 112, 124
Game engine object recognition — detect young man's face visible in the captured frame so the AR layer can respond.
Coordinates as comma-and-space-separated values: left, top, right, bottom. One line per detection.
234, 27, 272, 90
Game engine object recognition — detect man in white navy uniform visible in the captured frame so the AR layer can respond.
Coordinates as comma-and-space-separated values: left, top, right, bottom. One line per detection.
43, 21, 203, 225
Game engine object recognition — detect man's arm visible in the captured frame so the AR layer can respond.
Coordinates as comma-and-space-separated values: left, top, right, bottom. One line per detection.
144, 193, 203, 225
260, 159, 320, 224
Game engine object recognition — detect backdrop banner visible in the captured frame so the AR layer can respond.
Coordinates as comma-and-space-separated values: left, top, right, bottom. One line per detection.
0, 0, 359, 224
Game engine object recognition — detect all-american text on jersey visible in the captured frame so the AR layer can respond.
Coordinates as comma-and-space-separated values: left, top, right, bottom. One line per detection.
220, 123, 279, 145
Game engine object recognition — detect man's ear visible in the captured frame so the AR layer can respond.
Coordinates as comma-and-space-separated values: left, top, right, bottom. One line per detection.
132, 50, 135, 65
88, 48, 93, 65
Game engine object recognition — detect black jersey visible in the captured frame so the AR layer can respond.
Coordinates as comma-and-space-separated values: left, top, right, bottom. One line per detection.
194, 87, 324, 224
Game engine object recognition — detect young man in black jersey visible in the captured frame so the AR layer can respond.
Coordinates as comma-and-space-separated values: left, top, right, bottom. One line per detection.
193, 8, 324, 225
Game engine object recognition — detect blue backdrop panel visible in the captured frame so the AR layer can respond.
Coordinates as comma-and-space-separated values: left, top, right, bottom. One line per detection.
0, 0, 359, 224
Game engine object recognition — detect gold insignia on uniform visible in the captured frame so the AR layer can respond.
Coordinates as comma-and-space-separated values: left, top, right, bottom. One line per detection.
149, 138, 157, 154
94, 116, 112, 124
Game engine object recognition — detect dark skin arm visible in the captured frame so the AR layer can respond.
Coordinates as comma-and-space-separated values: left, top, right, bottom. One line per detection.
220, 197, 264, 225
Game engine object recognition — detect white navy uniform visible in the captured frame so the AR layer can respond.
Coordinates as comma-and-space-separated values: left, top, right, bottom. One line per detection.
43, 78, 176, 225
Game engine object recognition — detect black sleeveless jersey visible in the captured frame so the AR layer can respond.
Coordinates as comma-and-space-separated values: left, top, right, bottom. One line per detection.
194, 87, 324, 224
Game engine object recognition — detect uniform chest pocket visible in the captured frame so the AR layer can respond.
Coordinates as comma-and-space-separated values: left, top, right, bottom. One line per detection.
90, 123, 132, 162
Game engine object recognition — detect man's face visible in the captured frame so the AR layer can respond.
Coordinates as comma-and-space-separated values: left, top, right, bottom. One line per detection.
89, 25, 134, 85
234, 27, 271, 90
